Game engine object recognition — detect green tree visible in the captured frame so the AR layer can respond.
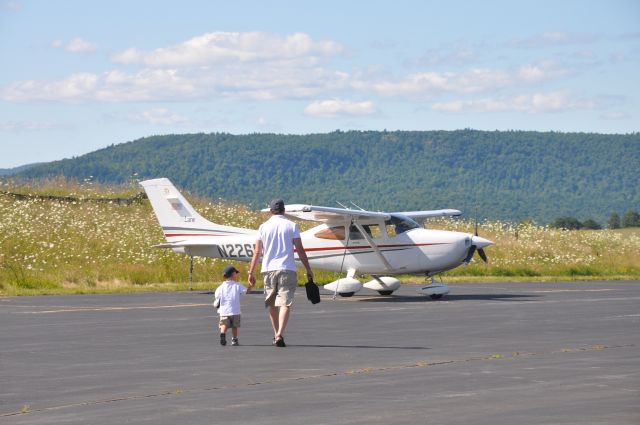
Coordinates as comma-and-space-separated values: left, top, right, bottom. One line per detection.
608, 213, 621, 229
582, 219, 601, 230
551, 216, 583, 230
622, 210, 640, 228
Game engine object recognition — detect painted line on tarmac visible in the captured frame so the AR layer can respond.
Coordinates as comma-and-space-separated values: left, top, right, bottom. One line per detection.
1, 343, 634, 418
16, 303, 211, 314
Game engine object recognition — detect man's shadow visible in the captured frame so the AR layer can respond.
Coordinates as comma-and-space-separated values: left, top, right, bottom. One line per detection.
239, 343, 430, 350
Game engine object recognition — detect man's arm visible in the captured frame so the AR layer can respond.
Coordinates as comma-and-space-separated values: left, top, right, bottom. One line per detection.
248, 239, 262, 286
293, 237, 314, 280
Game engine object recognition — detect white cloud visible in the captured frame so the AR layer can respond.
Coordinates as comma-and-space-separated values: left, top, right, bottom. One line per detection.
3, 70, 199, 102
52, 37, 97, 53
108, 108, 190, 126
516, 60, 573, 83
2, 63, 351, 103
432, 92, 598, 114
4, 31, 349, 103
357, 68, 510, 97
509, 32, 599, 48
66, 37, 97, 53
1, 0, 21, 11
0, 120, 70, 131
134, 108, 189, 126
600, 111, 629, 120
3, 73, 99, 101
356, 59, 573, 99
111, 31, 343, 67
304, 99, 376, 117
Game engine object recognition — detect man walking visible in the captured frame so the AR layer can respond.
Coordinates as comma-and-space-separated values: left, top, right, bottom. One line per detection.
248, 199, 313, 347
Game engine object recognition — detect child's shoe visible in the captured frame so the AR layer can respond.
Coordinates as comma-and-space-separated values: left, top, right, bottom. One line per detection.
231, 337, 239, 346
220, 333, 227, 346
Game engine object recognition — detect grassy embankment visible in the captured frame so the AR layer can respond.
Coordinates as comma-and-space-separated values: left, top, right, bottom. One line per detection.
1, 179, 639, 296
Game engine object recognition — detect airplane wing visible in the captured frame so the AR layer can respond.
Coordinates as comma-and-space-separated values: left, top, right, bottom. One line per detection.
262, 204, 391, 223
395, 209, 461, 223
262, 205, 460, 223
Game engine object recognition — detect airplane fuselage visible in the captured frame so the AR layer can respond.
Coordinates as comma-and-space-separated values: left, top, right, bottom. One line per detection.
167, 224, 473, 276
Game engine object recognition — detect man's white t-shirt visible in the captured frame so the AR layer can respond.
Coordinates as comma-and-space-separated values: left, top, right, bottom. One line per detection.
214, 280, 247, 316
257, 215, 301, 272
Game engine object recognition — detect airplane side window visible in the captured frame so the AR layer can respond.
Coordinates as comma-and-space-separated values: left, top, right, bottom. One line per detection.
349, 224, 382, 240
314, 226, 346, 240
386, 224, 397, 238
349, 225, 364, 240
387, 215, 420, 235
366, 224, 382, 239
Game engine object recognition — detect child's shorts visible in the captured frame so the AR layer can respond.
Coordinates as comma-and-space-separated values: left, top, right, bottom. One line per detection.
219, 315, 241, 328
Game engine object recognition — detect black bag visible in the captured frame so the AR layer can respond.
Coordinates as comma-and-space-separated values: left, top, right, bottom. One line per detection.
305, 278, 321, 304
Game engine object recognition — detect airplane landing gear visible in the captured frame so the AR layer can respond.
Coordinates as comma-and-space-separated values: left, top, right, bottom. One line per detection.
420, 275, 450, 299
363, 277, 401, 295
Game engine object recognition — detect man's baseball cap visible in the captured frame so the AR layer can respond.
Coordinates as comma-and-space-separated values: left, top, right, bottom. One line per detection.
223, 265, 240, 277
270, 199, 285, 212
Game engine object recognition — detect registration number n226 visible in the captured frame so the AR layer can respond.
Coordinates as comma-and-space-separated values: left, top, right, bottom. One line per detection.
217, 244, 254, 258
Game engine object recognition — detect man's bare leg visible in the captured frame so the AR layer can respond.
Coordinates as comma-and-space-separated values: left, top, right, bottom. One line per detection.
276, 306, 290, 338
268, 306, 279, 337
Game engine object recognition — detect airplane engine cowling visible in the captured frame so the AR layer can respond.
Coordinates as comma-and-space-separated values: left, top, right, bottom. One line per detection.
324, 278, 363, 296
363, 277, 401, 292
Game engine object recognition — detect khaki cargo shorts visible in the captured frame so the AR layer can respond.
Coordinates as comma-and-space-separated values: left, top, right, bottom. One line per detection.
219, 314, 241, 328
263, 270, 297, 307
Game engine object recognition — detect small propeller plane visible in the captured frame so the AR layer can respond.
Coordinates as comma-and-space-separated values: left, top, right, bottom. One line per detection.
140, 178, 493, 298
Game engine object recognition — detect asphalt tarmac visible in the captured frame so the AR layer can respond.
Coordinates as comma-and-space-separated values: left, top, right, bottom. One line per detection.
1, 281, 639, 425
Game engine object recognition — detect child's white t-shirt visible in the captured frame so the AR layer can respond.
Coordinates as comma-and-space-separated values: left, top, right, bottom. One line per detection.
214, 280, 247, 316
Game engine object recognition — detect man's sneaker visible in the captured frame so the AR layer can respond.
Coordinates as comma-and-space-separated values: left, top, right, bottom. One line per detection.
220, 333, 227, 346
274, 336, 286, 347
231, 338, 239, 346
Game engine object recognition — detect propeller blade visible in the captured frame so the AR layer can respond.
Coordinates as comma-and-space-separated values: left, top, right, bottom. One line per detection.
464, 245, 476, 264
477, 248, 488, 263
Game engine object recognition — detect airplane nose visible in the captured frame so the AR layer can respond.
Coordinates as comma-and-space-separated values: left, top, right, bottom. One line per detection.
472, 235, 493, 249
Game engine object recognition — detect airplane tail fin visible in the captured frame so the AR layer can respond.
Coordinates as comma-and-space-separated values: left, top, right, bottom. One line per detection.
139, 178, 254, 242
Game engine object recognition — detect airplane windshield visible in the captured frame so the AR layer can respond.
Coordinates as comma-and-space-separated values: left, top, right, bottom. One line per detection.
386, 215, 420, 235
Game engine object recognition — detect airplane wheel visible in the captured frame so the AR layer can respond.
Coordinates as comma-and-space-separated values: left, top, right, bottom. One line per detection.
378, 290, 394, 296
430, 294, 444, 300
339, 292, 355, 297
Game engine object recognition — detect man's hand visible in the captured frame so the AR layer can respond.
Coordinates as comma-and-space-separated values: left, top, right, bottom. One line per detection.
248, 273, 256, 286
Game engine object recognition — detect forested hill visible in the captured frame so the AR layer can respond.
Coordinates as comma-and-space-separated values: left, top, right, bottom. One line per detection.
15, 130, 639, 223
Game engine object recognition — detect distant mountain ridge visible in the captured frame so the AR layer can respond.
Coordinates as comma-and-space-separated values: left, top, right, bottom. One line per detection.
0, 163, 41, 176
14, 130, 640, 223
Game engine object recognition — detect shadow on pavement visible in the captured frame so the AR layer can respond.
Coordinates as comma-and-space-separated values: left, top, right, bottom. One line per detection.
342, 293, 540, 302
239, 344, 430, 350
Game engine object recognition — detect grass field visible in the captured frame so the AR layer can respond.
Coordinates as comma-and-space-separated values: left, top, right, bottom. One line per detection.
1, 178, 639, 296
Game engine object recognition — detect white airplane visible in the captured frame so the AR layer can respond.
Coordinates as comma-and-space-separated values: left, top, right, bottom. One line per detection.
140, 178, 493, 298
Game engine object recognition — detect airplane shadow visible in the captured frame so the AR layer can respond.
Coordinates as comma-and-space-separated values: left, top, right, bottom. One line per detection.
198, 290, 266, 295
200, 291, 538, 302
345, 293, 540, 303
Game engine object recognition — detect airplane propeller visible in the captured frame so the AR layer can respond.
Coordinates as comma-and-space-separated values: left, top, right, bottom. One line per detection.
464, 219, 490, 264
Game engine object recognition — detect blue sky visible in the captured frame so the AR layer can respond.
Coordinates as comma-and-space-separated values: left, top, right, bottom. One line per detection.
1, 0, 638, 168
